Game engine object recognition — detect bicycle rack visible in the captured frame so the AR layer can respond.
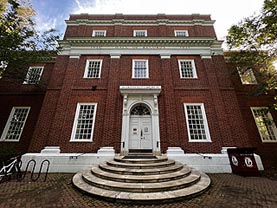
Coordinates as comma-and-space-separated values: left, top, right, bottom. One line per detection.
22, 159, 50, 182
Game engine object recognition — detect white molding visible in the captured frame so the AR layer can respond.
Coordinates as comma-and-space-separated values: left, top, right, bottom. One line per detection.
0, 107, 31, 142
160, 54, 171, 59
70, 103, 97, 142
69, 55, 80, 59
110, 54, 121, 59
83, 59, 102, 78
184, 103, 211, 142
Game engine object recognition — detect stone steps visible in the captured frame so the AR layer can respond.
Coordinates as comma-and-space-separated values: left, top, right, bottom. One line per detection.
72, 155, 211, 203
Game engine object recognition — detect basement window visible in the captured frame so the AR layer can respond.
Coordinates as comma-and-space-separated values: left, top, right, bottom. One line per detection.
70, 103, 97, 142
0, 107, 30, 142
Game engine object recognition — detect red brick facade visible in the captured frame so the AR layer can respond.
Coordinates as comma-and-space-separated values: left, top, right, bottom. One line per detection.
1, 14, 276, 168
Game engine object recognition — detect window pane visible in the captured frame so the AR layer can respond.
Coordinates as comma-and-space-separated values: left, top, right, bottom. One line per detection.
252, 108, 277, 141
4, 108, 30, 141
86, 61, 101, 78
73, 104, 96, 141
238, 67, 257, 84
133, 60, 147, 78
180, 61, 195, 78
24, 67, 43, 84
186, 105, 208, 140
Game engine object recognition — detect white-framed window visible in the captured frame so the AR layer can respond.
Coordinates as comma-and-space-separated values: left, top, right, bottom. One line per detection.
133, 30, 147, 37
132, 59, 149, 78
0, 107, 30, 142
178, 59, 197, 78
237, 67, 257, 84
184, 103, 211, 142
251, 107, 277, 142
92, 30, 106, 37
23, 66, 44, 84
84, 60, 102, 78
174, 30, 189, 37
70, 103, 97, 142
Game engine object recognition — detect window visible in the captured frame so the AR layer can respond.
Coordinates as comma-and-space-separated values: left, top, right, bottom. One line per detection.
178, 60, 197, 78
84, 60, 102, 78
184, 103, 211, 142
133, 30, 147, 37
70, 103, 97, 142
174, 30, 189, 37
251, 107, 277, 142
0, 107, 30, 142
237, 67, 257, 84
132, 60, 149, 78
92, 30, 106, 37
23, 66, 44, 84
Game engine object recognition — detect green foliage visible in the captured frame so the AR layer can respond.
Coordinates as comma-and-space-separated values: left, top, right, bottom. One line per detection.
0, 0, 60, 79
226, 0, 277, 108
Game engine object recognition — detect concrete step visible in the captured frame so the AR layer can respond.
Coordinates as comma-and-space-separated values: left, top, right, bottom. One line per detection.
106, 159, 175, 169
72, 171, 211, 203
114, 156, 168, 164
91, 166, 191, 183
99, 161, 184, 175
82, 168, 201, 192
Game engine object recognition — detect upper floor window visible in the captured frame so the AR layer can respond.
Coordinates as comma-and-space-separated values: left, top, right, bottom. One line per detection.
84, 60, 102, 78
251, 107, 277, 142
132, 60, 149, 78
92, 30, 106, 37
23, 66, 44, 84
0, 107, 30, 142
70, 103, 97, 142
133, 30, 147, 37
174, 30, 189, 37
184, 103, 211, 142
237, 67, 257, 84
178, 60, 197, 78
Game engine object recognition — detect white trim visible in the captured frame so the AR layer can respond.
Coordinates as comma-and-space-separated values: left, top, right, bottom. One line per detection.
133, 30, 147, 37
23, 66, 44, 84
174, 30, 189, 37
92, 30, 106, 37
184, 103, 211, 142
0, 107, 30, 142
132, 59, 149, 79
70, 103, 97, 142
178, 59, 198, 79
250, 107, 277, 142
83, 59, 103, 78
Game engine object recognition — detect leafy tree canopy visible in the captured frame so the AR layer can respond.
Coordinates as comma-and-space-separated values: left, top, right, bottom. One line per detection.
0, 0, 60, 79
226, 0, 277, 109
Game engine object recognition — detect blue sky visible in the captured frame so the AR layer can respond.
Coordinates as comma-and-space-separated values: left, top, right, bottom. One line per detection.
30, 0, 264, 40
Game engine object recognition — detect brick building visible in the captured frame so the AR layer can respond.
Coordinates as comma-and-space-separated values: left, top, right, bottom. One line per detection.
0, 14, 276, 171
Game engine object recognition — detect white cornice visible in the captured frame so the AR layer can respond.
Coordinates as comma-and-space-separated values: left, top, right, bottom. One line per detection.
66, 19, 215, 26
59, 37, 223, 56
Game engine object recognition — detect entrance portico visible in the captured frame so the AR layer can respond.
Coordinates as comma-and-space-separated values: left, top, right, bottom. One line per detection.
120, 86, 161, 155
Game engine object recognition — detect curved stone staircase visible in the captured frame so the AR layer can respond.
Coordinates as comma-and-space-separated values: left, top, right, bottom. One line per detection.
72, 155, 211, 203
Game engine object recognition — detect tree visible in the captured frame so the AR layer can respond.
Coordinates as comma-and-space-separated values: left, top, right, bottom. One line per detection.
226, 0, 277, 109
0, 0, 60, 79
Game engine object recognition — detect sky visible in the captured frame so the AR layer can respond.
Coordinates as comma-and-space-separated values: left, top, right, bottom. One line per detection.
30, 0, 265, 41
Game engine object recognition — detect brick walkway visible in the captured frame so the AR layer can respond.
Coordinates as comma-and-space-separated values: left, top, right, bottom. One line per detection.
0, 173, 277, 208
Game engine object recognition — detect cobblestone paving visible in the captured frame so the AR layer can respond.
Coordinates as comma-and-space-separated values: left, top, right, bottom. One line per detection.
0, 173, 277, 208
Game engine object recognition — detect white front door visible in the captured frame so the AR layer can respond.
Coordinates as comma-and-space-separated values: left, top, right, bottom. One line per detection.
129, 116, 152, 150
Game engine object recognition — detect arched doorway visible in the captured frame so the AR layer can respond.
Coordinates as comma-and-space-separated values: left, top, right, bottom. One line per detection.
129, 104, 152, 150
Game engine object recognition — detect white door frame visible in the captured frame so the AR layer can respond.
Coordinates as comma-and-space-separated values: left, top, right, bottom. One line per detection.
120, 86, 161, 155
